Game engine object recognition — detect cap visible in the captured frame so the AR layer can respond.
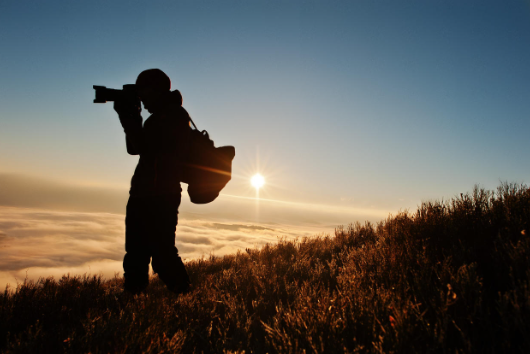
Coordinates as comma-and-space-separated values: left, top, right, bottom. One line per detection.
136, 69, 171, 92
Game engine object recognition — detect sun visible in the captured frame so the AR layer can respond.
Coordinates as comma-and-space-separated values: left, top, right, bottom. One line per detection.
251, 174, 265, 189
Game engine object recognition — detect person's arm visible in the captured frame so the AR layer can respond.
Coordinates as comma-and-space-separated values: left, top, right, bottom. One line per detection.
124, 125, 142, 155
114, 101, 143, 155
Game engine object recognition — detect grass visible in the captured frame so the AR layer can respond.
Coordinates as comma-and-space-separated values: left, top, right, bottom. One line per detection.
1, 183, 529, 353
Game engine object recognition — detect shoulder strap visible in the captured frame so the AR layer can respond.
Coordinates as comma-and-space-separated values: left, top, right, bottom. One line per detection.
178, 105, 198, 131
189, 116, 199, 131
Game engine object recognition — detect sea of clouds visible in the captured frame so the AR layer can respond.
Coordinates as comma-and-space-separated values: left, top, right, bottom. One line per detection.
0, 206, 309, 290
0, 173, 390, 290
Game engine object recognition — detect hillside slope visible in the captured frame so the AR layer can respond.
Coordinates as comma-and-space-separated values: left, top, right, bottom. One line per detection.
1, 183, 529, 353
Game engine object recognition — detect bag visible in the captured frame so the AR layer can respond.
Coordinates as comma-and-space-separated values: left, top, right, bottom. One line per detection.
181, 119, 235, 204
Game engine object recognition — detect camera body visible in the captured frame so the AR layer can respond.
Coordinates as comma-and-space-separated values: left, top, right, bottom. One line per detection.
93, 84, 137, 103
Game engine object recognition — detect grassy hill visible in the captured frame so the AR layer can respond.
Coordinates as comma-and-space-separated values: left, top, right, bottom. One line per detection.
1, 183, 529, 353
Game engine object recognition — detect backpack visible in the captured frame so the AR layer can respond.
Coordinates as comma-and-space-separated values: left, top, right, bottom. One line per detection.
181, 117, 235, 204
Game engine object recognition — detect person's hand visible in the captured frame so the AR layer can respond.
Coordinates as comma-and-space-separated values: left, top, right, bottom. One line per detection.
114, 99, 142, 131
114, 98, 141, 115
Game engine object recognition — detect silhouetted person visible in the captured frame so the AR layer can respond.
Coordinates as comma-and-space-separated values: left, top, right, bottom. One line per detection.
114, 69, 191, 294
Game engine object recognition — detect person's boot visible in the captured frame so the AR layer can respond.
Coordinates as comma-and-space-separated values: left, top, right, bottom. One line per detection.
123, 274, 148, 295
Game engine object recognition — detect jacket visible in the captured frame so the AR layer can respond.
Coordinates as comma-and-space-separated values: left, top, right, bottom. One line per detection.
122, 94, 191, 197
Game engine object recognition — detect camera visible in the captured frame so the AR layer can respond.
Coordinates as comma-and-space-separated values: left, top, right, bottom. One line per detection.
93, 84, 137, 103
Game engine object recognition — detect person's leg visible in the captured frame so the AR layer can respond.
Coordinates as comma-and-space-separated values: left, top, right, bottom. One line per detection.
150, 194, 190, 293
123, 196, 151, 293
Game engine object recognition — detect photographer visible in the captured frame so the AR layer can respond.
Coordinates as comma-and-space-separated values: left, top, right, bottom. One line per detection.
114, 69, 191, 295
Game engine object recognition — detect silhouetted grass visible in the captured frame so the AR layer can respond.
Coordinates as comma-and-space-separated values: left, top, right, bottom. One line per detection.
1, 183, 529, 353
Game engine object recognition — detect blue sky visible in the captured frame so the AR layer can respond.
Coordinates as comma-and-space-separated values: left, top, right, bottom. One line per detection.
1, 0, 530, 285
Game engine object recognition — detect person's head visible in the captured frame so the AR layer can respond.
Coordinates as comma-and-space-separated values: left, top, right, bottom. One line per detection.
136, 69, 171, 113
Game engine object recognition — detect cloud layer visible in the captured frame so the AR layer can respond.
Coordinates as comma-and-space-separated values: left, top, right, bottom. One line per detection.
0, 206, 313, 290
0, 172, 392, 290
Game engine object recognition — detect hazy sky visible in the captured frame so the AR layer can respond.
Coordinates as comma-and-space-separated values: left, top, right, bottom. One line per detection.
1, 0, 530, 287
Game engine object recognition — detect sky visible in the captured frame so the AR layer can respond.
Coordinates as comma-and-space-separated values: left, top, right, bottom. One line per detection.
1, 0, 530, 288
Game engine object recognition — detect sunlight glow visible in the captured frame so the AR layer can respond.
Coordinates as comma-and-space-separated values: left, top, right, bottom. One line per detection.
251, 174, 265, 190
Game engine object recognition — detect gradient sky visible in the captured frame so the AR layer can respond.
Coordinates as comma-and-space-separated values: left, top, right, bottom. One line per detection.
1, 0, 530, 287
